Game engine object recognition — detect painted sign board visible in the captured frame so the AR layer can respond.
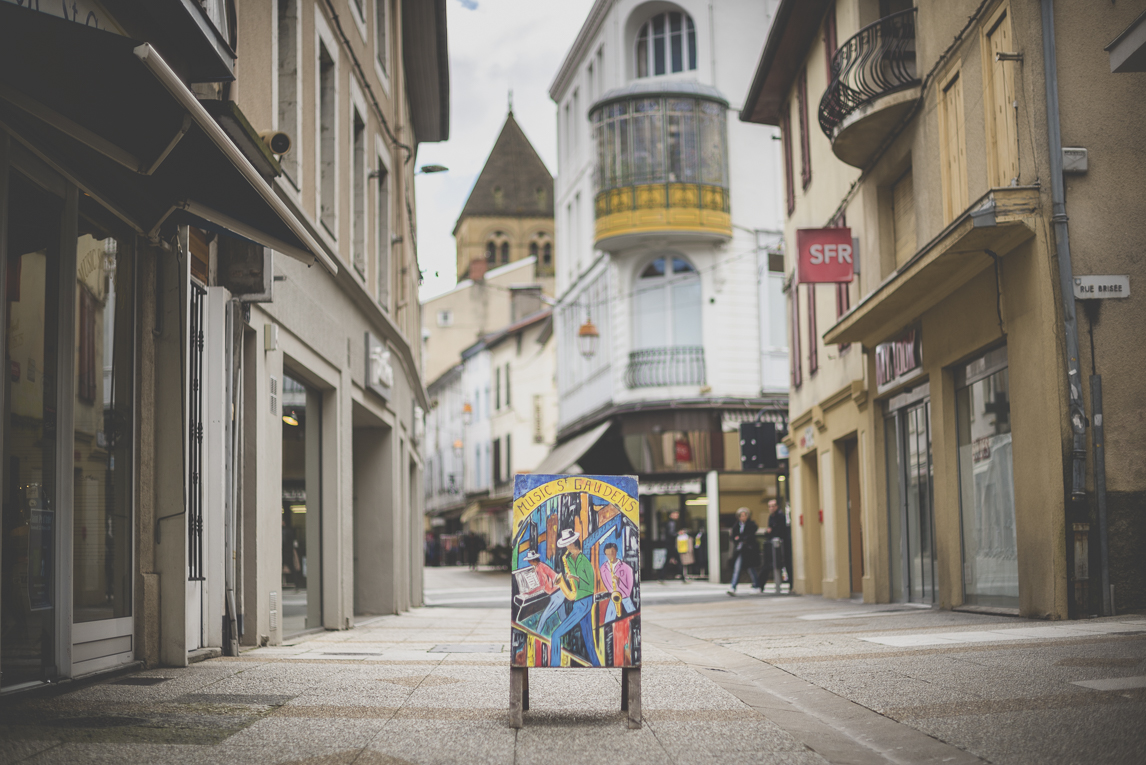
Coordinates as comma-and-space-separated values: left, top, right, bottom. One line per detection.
875, 326, 923, 394
510, 474, 640, 669
796, 227, 854, 283
1073, 275, 1129, 299
364, 332, 393, 401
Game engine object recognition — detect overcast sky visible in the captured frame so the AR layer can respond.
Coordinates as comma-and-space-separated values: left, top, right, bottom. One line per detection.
414, 0, 596, 301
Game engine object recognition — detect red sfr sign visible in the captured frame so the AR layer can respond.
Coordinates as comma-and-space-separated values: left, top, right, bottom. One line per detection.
796, 227, 854, 283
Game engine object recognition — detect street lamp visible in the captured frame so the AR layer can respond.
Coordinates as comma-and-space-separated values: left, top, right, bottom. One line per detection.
417, 164, 449, 175
578, 318, 600, 359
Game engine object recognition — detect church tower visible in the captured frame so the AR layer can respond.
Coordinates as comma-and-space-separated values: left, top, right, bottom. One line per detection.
454, 111, 555, 281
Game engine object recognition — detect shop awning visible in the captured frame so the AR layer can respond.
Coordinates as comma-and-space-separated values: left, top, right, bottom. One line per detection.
823, 186, 1038, 347
532, 420, 613, 475
0, 3, 336, 273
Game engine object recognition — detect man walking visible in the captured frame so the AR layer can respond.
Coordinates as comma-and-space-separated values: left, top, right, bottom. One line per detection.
660, 509, 687, 583
727, 507, 760, 595
761, 499, 790, 586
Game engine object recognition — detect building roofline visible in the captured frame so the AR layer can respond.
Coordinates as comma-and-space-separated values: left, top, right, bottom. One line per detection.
739, 0, 829, 126
549, 0, 613, 101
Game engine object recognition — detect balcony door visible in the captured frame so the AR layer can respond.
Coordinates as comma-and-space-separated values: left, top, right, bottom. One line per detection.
629, 255, 704, 387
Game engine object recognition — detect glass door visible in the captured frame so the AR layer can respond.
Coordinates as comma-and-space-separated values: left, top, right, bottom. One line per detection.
885, 386, 936, 604
1, 168, 65, 687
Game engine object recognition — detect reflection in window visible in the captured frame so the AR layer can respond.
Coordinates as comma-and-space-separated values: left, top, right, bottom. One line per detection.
635, 11, 697, 78
633, 255, 701, 350
73, 220, 133, 624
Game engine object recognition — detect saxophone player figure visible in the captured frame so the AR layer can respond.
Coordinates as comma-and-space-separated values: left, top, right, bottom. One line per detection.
599, 542, 634, 622
547, 530, 600, 667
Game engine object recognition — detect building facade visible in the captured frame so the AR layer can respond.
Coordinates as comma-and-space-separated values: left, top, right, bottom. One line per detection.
742, 0, 1146, 617
548, 0, 790, 581
0, 0, 448, 691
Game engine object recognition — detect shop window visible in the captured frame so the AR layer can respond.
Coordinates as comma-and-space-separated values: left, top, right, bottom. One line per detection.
635, 11, 697, 78
956, 349, 1017, 608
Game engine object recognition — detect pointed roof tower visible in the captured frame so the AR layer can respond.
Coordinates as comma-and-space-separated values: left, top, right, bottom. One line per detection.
453, 112, 554, 233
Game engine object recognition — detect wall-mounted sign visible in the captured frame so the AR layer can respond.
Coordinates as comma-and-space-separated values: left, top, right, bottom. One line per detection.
365, 332, 393, 401
876, 326, 923, 394
1073, 275, 1129, 299
796, 227, 854, 283
641, 479, 702, 495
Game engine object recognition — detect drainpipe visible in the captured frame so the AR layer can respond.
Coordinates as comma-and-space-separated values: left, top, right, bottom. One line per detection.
1040, 1, 1090, 611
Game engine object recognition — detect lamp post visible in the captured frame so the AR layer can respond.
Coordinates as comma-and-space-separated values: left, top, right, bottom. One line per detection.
578, 318, 599, 359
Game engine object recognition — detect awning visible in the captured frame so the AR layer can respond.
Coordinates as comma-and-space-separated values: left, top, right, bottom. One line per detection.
532, 420, 613, 475
460, 502, 483, 525
0, 3, 336, 274
823, 187, 1038, 348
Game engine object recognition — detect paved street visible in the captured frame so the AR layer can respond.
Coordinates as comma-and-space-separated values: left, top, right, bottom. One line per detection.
2, 567, 1144, 764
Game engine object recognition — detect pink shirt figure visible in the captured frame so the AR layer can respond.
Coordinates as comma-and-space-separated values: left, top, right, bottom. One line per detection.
599, 558, 634, 599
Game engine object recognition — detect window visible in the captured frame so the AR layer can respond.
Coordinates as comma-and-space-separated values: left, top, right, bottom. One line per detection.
543, 242, 552, 266
807, 284, 818, 375
505, 433, 512, 478
823, 4, 838, 84
790, 283, 802, 388
437, 309, 453, 327
529, 242, 538, 258
635, 11, 697, 78
633, 255, 702, 350
500, 241, 509, 264
318, 40, 336, 235
983, 6, 1019, 187
504, 362, 511, 407
492, 437, 502, 483
572, 89, 580, 155
375, 156, 390, 305
781, 111, 795, 215
939, 71, 968, 222
352, 108, 366, 275
486, 241, 496, 264
495, 366, 501, 410
768, 254, 787, 350
375, 0, 388, 75
797, 69, 811, 190
277, 0, 301, 186
892, 168, 916, 268
587, 62, 594, 106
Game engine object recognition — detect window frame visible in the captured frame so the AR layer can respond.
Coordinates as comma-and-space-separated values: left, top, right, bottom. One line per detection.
374, 133, 392, 308
315, 11, 340, 241
275, 0, 303, 191
781, 110, 795, 216
632, 254, 703, 351
634, 10, 698, 79
937, 68, 969, 223
797, 69, 812, 190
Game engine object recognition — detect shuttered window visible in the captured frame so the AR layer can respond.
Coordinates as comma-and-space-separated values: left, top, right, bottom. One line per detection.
892, 169, 916, 268
797, 70, 812, 189
781, 111, 795, 216
985, 7, 1019, 186
939, 72, 968, 222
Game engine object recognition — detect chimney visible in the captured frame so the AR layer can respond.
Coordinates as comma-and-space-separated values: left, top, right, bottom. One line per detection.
510, 285, 543, 322
468, 258, 488, 282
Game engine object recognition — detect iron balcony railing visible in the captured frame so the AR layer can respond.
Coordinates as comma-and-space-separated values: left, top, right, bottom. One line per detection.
818, 8, 919, 138
625, 346, 706, 388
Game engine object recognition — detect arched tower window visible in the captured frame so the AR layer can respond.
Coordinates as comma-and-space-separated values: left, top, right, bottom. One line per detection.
529, 242, 539, 258
486, 241, 496, 264
635, 11, 697, 79
632, 255, 701, 349
542, 242, 552, 265
500, 241, 510, 264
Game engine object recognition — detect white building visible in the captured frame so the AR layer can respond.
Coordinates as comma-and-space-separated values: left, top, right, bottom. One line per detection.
548, 0, 788, 580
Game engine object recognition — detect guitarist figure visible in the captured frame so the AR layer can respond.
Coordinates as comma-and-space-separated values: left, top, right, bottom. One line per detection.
547, 530, 601, 667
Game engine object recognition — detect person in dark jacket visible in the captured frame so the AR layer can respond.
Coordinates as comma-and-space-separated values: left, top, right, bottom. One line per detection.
760, 499, 790, 585
660, 510, 687, 583
727, 507, 760, 595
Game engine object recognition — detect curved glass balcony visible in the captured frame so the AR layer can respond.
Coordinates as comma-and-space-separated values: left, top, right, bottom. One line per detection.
818, 8, 919, 168
590, 82, 731, 251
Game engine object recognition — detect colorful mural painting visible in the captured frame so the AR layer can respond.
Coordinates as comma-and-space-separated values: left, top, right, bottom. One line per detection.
510, 474, 641, 668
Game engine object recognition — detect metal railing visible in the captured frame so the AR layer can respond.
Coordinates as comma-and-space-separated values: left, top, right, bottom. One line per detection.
625, 346, 706, 388
818, 8, 919, 138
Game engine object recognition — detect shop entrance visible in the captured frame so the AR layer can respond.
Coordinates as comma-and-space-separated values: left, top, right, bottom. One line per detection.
885, 384, 936, 604
281, 373, 321, 635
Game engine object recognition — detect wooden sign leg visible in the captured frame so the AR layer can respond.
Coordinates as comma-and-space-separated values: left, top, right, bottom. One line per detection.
522, 667, 530, 711
510, 667, 525, 728
623, 667, 641, 729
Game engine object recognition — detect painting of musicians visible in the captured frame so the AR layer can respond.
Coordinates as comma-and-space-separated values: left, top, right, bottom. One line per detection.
510, 474, 640, 668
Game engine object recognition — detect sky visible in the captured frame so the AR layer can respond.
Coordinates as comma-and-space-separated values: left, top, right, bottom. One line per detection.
414, 0, 596, 301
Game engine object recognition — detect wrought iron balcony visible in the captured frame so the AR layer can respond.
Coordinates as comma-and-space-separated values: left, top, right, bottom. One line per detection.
818, 8, 920, 167
625, 347, 706, 388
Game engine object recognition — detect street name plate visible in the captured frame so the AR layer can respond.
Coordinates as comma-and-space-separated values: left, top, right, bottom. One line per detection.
1074, 275, 1129, 299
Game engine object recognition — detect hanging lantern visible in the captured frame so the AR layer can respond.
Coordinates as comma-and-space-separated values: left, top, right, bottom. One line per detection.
578, 319, 600, 359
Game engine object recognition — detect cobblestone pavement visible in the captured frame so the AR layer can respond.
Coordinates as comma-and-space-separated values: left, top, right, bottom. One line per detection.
1, 567, 1143, 764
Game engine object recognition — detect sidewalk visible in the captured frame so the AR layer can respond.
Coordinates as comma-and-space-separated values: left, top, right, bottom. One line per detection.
0, 569, 1142, 764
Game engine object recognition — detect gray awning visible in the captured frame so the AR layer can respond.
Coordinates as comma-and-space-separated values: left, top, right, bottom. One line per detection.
532, 420, 612, 476
0, 3, 336, 273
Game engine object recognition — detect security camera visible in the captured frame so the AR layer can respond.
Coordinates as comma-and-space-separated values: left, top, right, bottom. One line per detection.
259, 130, 292, 156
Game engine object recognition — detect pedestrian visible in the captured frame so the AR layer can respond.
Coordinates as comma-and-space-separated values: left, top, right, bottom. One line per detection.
660, 510, 687, 583
727, 507, 760, 595
760, 498, 790, 586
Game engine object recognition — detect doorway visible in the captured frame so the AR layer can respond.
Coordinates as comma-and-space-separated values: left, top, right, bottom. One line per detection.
281, 373, 321, 635
844, 440, 864, 596
885, 384, 936, 604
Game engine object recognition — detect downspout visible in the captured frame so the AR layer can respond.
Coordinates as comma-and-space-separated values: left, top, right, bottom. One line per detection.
1040, 0, 1090, 609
